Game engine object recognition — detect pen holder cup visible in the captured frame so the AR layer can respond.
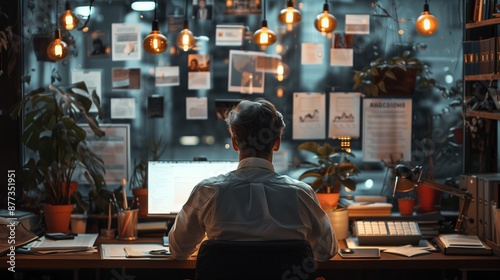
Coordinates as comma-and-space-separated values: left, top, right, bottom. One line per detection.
117, 209, 139, 240
70, 214, 87, 234
327, 208, 349, 240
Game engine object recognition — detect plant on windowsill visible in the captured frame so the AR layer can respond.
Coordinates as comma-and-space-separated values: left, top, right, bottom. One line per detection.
129, 136, 167, 217
10, 81, 107, 232
296, 141, 360, 211
352, 50, 437, 97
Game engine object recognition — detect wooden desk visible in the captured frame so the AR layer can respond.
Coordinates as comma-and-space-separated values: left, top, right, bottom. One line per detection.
2, 237, 500, 280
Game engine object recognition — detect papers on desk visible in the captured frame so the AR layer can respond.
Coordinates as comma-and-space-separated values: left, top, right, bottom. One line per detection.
101, 244, 170, 259
384, 245, 432, 257
17, 233, 98, 255
1, 217, 39, 256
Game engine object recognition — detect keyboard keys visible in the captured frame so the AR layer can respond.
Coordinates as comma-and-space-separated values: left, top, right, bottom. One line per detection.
355, 221, 422, 246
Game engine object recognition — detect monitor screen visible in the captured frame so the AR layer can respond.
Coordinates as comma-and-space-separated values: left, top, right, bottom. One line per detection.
147, 161, 238, 215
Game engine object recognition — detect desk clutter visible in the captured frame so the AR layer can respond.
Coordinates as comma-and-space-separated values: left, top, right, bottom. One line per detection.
101, 244, 171, 259
17, 233, 98, 255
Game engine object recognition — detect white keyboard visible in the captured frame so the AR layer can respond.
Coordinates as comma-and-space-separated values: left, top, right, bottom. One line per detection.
355, 221, 422, 246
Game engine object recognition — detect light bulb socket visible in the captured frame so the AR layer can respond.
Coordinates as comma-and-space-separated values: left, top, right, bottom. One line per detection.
287, 0, 294, 8
262, 19, 268, 28
323, 3, 329, 12
183, 19, 189, 29
152, 19, 159, 31
54, 28, 62, 39
65, 1, 71, 10
423, 3, 430, 12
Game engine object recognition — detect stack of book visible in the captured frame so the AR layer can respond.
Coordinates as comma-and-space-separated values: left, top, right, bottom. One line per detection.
434, 234, 492, 255
17, 233, 98, 255
346, 202, 392, 217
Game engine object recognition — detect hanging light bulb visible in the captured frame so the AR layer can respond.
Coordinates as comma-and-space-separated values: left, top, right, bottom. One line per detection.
176, 21, 196, 51
47, 28, 69, 61
59, 1, 80, 30
143, 0, 168, 54
253, 0, 277, 46
144, 20, 168, 54
314, 0, 337, 34
176, 0, 196, 51
278, 0, 301, 25
274, 61, 290, 82
416, 0, 438, 36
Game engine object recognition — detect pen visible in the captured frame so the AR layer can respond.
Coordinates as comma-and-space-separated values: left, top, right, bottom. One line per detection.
121, 178, 128, 210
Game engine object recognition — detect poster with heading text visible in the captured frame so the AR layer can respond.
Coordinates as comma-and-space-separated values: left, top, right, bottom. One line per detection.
362, 99, 412, 162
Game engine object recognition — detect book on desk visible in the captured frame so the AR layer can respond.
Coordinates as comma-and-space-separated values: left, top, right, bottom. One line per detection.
434, 234, 492, 255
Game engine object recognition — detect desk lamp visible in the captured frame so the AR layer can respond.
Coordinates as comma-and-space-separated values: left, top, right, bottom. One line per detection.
393, 164, 472, 233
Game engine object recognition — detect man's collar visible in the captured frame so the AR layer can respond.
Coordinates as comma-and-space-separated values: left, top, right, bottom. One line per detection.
237, 157, 274, 172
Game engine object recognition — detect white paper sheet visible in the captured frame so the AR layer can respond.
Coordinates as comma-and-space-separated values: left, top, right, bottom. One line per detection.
111, 98, 136, 119
292, 93, 326, 139
301, 43, 324, 65
112, 23, 141, 61
215, 25, 244, 46
155, 66, 180, 87
186, 97, 208, 120
345, 14, 370, 34
329, 92, 361, 138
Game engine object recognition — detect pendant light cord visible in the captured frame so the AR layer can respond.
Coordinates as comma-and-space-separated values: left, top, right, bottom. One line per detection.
155, 0, 158, 20
55, 1, 59, 29
263, 0, 266, 20
184, 0, 188, 20
78, 0, 96, 31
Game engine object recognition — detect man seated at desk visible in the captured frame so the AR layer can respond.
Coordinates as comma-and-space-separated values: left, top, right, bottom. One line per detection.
168, 99, 337, 262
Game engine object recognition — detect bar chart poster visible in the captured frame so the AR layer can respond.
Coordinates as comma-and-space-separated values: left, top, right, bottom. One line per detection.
329, 92, 361, 139
292, 93, 326, 139
362, 98, 412, 162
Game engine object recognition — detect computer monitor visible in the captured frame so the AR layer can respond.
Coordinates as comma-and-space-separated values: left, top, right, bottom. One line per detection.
147, 161, 238, 215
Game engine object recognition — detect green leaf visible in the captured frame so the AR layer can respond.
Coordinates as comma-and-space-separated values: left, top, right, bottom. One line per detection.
297, 142, 320, 155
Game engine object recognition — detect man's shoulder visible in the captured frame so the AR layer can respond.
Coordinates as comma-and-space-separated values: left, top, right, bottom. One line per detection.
274, 174, 314, 192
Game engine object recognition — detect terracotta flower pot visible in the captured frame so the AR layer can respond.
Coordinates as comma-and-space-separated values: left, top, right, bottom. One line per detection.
43, 204, 74, 233
316, 193, 340, 211
416, 184, 440, 213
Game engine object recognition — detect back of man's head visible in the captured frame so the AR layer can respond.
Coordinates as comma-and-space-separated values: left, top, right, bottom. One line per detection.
226, 99, 285, 158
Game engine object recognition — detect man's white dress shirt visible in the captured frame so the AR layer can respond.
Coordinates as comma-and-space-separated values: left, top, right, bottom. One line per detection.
168, 157, 338, 261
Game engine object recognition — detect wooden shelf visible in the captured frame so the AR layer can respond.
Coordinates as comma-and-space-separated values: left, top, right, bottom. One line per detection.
465, 109, 500, 120
464, 74, 500, 81
466, 18, 500, 29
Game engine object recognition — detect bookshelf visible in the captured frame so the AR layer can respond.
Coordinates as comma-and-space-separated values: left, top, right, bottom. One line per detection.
463, 0, 500, 174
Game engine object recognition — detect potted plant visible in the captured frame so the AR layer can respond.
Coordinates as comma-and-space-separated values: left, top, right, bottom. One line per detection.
352, 50, 436, 97
296, 141, 360, 211
10, 81, 106, 232
129, 136, 167, 217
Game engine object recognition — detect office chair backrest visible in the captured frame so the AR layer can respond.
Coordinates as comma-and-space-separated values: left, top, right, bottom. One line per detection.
195, 239, 316, 280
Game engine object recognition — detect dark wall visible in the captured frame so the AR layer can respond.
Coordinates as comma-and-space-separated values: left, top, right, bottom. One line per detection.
0, 0, 21, 209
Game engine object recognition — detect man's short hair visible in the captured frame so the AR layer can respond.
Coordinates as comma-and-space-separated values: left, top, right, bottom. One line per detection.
226, 99, 285, 157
